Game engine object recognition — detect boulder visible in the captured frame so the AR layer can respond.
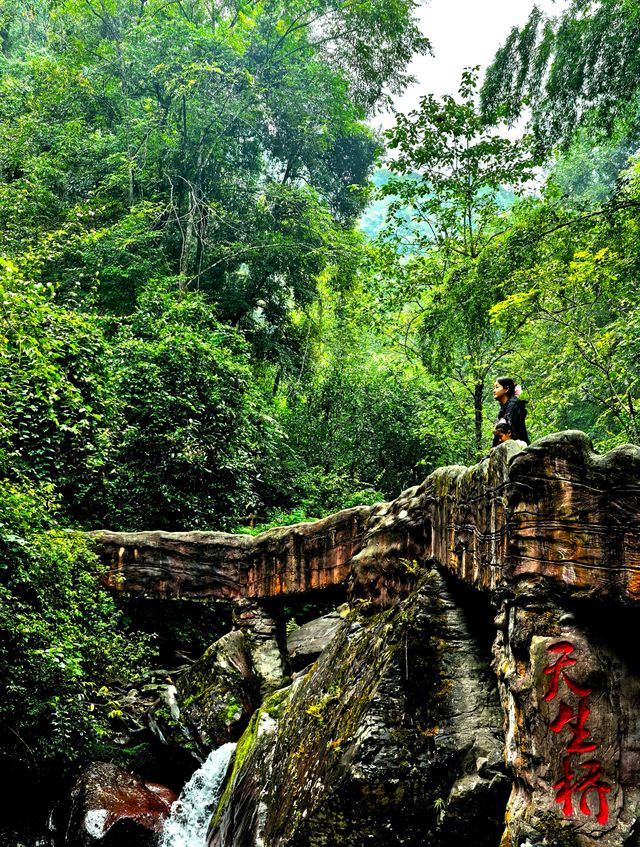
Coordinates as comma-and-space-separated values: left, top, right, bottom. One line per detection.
155, 601, 288, 757
63, 763, 176, 846
210, 570, 510, 847
286, 608, 345, 672
232, 600, 289, 696
169, 630, 258, 757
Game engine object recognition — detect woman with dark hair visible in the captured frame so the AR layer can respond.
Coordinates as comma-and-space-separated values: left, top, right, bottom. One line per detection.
492, 377, 529, 447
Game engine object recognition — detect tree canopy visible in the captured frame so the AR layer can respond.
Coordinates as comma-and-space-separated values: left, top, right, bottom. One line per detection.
376, 70, 535, 449
481, 0, 640, 155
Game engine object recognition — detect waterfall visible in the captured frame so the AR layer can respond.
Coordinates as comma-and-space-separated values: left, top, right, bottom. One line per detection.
160, 742, 236, 847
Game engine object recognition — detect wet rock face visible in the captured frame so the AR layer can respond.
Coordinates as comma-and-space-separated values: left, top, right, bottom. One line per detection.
63, 763, 176, 846
210, 571, 510, 847
157, 601, 288, 756
172, 629, 258, 756
209, 705, 282, 847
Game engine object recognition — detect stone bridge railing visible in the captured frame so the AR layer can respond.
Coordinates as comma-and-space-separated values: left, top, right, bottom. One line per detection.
91, 430, 640, 607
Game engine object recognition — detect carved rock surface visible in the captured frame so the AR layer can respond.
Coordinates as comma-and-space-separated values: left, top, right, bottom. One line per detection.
63, 763, 176, 846
210, 571, 509, 847
494, 584, 640, 847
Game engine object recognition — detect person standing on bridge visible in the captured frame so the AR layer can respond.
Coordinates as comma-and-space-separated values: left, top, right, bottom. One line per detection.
492, 377, 529, 447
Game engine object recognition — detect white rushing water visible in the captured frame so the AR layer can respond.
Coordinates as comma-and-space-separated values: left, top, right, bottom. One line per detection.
160, 742, 236, 847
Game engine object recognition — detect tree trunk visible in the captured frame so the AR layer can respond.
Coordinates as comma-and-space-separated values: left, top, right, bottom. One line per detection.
179, 186, 196, 283
474, 380, 484, 452
272, 368, 282, 396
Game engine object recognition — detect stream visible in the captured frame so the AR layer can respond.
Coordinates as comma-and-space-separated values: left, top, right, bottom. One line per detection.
159, 742, 236, 847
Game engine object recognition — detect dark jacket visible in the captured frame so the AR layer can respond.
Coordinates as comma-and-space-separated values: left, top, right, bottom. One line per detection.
492, 397, 529, 447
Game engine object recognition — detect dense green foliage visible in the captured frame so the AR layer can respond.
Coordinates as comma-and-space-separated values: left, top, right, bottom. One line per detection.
0, 0, 429, 531
489, 168, 640, 447
105, 288, 268, 529
0, 480, 151, 768
379, 70, 535, 449
481, 0, 640, 154
0, 0, 430, 796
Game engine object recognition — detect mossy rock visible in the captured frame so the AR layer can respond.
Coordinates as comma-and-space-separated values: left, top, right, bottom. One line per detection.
211, 571, 509, 847
174, 630, 259, 755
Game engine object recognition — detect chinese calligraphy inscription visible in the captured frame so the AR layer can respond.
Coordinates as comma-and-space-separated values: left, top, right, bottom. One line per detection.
544, 641, 612, 826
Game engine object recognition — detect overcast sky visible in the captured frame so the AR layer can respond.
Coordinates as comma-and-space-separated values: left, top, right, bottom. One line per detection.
377, 0, 569, 129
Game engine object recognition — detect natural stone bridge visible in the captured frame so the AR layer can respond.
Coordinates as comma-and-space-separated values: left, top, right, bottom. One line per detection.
90, 430, 640, 847
93, 430, 640, 608
93, 431, 640, 847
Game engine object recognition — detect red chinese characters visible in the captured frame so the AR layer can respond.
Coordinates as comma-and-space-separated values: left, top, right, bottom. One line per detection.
544, 641, 612, 826
544, 642, 592, 702
549, 699, 597, 754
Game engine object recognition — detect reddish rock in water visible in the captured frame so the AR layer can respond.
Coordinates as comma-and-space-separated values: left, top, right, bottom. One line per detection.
64, 763, 176, 846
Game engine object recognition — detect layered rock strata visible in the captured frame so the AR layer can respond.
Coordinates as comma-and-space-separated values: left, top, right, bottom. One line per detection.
91, 507, 371, 600
91, 431, 640, 607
